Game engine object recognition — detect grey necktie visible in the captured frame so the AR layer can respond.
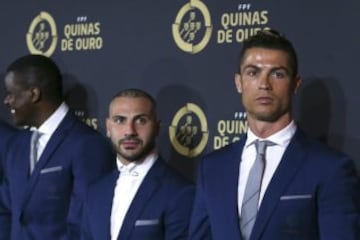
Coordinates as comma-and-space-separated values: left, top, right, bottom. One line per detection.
30, 130, 41, 174
240, 140, 274, 240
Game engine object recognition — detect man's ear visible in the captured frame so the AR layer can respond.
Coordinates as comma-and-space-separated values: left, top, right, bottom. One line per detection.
293, 75, 302, 94
106, 118, 111, 137
30, 87, 41, 103
235, 73, 242, 93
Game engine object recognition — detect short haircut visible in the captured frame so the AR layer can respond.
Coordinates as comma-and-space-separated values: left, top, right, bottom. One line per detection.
238, 29, 298, 77
6, 54, 63, 102
111, 88, 157, 114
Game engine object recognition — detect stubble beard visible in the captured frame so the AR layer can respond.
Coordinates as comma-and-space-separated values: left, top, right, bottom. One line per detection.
115, 138, 156, 163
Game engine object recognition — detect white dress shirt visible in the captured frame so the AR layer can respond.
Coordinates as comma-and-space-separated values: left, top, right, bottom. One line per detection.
237, 121, 297, 216
110, 152, 157, 240
30, 102, 69, 161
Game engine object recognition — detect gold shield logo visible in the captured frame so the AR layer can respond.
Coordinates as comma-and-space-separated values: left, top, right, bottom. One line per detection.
169, 103, 209, 157
26, 11, 58, 57
172, 0, 212, 54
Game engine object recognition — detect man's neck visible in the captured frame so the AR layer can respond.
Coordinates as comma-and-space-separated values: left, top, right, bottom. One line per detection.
247, 114, 293, 138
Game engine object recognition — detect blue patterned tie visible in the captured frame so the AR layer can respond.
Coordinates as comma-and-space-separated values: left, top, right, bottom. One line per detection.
240, 140, 273, 240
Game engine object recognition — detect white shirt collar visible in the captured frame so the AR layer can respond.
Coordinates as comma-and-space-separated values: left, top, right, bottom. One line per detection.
245, 120, 297, 148
116, 151, 158, 177
34, 102, 69, 136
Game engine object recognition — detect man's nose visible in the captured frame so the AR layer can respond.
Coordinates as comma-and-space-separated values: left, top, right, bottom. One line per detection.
124, 122, 136, 135
258, 74, 272, 90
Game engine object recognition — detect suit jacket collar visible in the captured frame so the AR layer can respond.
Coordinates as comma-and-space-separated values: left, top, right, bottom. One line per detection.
20, 111, 77, 210
117, 157, 166, 240
211, 137, 246, 239
96, 170, 119, 239
250, 129, 308, 240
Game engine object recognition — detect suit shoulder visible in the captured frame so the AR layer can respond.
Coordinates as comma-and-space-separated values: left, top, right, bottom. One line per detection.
70, 117, 100, 134
200, 140, 243, 165
300, 133, 350, 161
66, 117, 109, 142
0, 121, 17, 134
88, 170, 117, 193
292, 131, 357, 177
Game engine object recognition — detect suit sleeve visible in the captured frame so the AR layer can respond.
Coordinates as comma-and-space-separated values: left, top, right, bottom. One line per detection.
0, 176, 11, 240
164, 185, 195, 240
66, 134, 115, 239
318, 156, 360, 239
0, 134, 16, 240
80, 194, 94, 240
189, 160, 213, 240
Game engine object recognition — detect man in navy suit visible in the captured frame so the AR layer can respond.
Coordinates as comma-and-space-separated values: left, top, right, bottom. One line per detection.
0, 120, 17, 184
0, 54, 115, 239
0, 120, 17, 240
81, 88, 194, 240
189, 30, 360, 239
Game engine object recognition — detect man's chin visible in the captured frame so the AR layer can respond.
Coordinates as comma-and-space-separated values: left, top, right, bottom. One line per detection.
13, 121, 30, 129
120, 152, 144, 163
12, 118, 22, 127
251, 109, 288, 123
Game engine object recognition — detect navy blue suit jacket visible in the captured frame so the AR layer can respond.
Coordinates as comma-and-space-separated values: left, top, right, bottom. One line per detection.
81, 157, 195, 240
189, 129, 360, 240
0, 111, 115, 240
0, 121, 17, 184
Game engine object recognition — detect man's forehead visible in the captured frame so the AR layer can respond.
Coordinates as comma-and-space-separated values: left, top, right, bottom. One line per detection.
241, 48, 290, 68
109, 99, 151, 113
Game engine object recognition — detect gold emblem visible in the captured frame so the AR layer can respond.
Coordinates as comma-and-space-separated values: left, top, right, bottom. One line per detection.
172, 0, 212, 54
169, 103, 209, 157
26, 11, 57, 57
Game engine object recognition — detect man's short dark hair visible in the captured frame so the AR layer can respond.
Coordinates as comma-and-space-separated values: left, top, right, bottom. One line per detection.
112, 88, 157, 115
6, 54, 63, 102
238, 29, 298, 77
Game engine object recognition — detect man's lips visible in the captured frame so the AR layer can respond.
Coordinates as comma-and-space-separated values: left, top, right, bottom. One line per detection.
120, 139, 140, 149
256, 96, 273, 104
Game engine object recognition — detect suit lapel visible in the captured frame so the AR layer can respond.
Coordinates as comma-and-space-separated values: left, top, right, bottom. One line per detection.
117, 159, 164, 240
95, 171, 118, 239
216, 139, 246, 239
250, 130, 308, 240
20, 112, 76, 210
11, 131, 32, 202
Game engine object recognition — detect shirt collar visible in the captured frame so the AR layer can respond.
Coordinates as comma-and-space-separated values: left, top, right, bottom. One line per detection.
35, 102, 69, 135
245, 120, 297, 148
116, 151, 158, 177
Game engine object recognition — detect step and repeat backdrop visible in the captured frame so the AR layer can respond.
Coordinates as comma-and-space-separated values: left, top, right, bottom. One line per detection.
0, 0, 359, 180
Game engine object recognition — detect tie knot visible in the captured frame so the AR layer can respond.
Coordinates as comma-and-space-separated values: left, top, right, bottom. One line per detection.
255, 140, 274, 155
31, 130, 42, 144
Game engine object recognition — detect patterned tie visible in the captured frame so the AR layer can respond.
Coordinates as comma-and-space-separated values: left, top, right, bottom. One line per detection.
240, 140, 274, 240
30, 130, 41, 174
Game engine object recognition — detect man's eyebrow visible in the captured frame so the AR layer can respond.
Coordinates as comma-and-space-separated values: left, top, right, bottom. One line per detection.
111, 115, 125, 120
242, 64, 260, 70
242, 64, 290, 72
111, 113, 150, 119
270, 66, 291, 74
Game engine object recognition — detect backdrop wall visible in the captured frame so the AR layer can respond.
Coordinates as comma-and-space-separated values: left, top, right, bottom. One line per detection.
1, 0, 359, 180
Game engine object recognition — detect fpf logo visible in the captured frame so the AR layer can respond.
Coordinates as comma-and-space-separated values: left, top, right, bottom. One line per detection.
169, 103, 209, 157
172, 0, 212, 54
26, 11, 58, 57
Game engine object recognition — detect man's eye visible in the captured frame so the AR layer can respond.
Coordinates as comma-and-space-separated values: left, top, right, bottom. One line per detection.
113, 117, 125, 124
245, 69, 258, 77
136, 118, 147, 125
273, 71, 286, 78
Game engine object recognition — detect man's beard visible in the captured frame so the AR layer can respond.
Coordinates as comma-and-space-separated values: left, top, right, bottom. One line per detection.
115, 136, 156, 162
